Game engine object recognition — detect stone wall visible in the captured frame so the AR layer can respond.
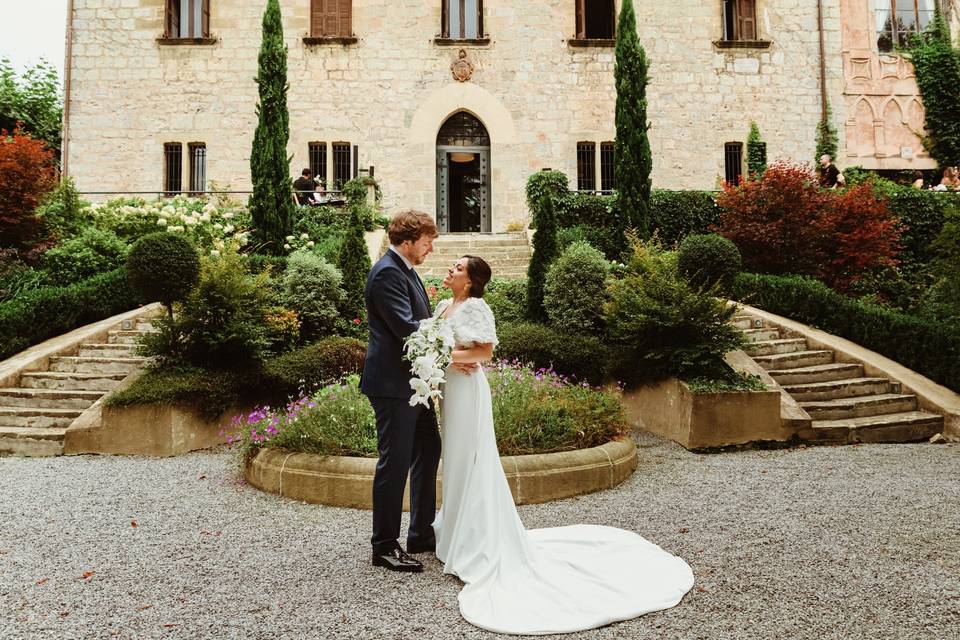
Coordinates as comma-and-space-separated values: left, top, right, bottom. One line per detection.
66, 0, 842, 228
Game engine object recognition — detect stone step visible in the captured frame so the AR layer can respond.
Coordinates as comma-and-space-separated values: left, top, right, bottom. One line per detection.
743, 338, 808, 357
433, 234, 528, 246
107, 330, 150, 345
77, 343, 138, 358
0, 427, 66, 456
800, 411, 944, 444
753, 350, 834, 370
49, 356, 145, 374
732, 315, 764, 330
0, 407, 83, 429
742, 328, 780, 342
782, 377, 891, 401
767, 362, 864, 385
0, 388, 103, 410
19, 371, 127, 392
799, 393, 918, 420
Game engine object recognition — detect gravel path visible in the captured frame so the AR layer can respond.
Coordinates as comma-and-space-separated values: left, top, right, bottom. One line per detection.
1, 433, 958, 640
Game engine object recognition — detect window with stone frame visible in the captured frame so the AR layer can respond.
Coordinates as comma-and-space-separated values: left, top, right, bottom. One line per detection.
724, 142, 744, 185
577, 142, 597, 192
311, 0, 352, 38
309, 142, 328, 187
165, 0, 210, 39
721, 0, 758, 41
876, 0, 938, 53
332, 142, 355, 189
442, 0, 484, 39
575, 0, 615, 39
600, 142, 616, 192
188, 143, 206, 195
163, 143, 183, 196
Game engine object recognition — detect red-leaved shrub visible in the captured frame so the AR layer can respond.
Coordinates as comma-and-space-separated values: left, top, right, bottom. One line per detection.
714, 163, 901, 292
0, 126, 57, 250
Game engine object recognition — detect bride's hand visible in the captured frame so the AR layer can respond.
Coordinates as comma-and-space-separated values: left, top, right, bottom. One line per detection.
451, 362, 479, 375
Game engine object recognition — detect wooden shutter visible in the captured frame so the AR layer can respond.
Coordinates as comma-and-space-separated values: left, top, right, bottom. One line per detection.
165, 0, 178, 38
476, 0, 483, 39
735, 0, 757, 40
442, 0, 449, 38
575, 0, 585, 39
338, 0, 352, 36
201, 0, 210, 37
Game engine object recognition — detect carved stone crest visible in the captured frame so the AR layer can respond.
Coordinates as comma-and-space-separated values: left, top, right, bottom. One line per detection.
450, 49, 474, 82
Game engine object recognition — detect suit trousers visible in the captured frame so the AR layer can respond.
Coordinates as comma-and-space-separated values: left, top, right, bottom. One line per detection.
369, 396, 441, 554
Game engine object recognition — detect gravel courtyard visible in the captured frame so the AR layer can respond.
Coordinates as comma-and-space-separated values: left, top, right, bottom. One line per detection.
1, 432, 958, 640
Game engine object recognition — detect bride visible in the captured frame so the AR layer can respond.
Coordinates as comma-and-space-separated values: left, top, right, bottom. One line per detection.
429, 255, 695, 635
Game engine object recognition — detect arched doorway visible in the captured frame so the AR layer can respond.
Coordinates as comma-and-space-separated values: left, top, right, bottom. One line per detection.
436, 111, 490, 233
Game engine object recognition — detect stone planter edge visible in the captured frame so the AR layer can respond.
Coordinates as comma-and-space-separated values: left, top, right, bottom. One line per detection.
243, 437, 638, 509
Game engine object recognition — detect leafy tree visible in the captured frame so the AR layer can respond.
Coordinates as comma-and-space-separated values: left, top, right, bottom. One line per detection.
815, 100, 839, 164
614, 0, 652, 238
526, 192, 559, 322
0, 57, 62, 158
0, 127, 57, 250
905, 10, 960, 168
248, 0, 295, 254
336, 199, 371, 323
746, 121, 767, 177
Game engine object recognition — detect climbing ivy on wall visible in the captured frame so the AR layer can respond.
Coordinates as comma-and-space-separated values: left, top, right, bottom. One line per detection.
905, 10, 960, 168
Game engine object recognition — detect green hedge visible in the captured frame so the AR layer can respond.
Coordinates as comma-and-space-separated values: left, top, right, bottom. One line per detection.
495, 321, 613, 385
0, 268, 140, 360
649, 190, 721, 247
732, 272, 960, 391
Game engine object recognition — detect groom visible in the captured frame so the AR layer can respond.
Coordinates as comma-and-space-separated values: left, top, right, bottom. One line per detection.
361, 209, 442, 573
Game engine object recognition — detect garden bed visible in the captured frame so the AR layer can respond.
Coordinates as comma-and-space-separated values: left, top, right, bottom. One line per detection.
243, 437, 638, 509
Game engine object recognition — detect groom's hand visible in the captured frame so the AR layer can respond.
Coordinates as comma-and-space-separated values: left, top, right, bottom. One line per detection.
452, 362, 479, 375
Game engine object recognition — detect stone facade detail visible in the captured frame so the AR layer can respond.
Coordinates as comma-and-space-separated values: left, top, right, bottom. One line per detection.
65, 0, 846, 228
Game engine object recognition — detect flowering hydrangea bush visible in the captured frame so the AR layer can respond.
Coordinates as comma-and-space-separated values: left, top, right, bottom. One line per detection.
91, 195, 253, 256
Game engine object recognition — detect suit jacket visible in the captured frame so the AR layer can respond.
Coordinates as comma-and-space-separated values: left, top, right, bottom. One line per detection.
360, 250, 432, 398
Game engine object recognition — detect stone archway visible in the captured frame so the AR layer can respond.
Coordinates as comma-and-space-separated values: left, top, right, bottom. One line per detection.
436, 111, 491, 233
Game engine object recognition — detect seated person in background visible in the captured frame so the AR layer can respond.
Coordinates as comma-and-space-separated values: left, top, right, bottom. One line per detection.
934, 166, 959, 191
293, 168, 315, 205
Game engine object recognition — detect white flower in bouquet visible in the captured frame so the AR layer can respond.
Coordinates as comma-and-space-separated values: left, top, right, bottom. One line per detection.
404, 317, 455, 407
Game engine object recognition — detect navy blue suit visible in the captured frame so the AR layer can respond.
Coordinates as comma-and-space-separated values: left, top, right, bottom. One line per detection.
361, 249, 441, 554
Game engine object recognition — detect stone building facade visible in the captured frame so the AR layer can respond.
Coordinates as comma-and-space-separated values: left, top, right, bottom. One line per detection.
60, 1, 950, 230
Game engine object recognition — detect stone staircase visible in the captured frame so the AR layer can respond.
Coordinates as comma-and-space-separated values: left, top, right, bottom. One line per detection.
418, 233, 532, 279
0, 317, 156, 457
733, 313, 944, 444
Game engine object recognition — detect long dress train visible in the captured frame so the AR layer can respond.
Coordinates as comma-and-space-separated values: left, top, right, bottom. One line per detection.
431, 297, 694, 635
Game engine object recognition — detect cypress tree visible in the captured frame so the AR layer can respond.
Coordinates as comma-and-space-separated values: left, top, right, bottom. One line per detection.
814, 101, 838, 164
249, 0, 295, 255
614, 0, 652, 239
746, 121, 767, 177
337, 200, 372, 323
526, 192, 559, 322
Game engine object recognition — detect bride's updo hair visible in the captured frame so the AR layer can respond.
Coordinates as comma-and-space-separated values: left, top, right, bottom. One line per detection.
463, 255, 492, 298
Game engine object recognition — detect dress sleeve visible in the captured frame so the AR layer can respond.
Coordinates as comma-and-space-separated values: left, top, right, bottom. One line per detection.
457, 298, 498, 347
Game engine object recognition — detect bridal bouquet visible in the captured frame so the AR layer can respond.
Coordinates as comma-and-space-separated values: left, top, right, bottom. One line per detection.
404, 317, 456, 407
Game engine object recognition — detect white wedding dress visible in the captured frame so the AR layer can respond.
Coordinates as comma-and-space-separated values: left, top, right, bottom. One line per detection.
431, 297, 695, 635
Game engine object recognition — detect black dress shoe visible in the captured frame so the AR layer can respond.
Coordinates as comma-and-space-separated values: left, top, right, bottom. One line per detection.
372, 547, 423, 572
406, 538, 436, 554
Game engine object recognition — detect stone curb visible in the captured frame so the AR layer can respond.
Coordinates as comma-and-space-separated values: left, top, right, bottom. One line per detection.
243, 437, 638, 509
738, 303, 960, 439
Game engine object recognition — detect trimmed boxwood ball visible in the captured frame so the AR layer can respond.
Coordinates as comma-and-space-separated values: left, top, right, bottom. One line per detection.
544, 242, 610, 335
676, 233, 742, 294
126, 232, 200, 308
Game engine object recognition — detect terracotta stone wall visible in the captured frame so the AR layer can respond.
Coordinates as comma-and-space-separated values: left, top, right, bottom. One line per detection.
66, 0, 842, 227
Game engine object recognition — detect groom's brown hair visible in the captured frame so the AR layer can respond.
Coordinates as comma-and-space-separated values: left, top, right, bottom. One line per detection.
388, 209, 438, 245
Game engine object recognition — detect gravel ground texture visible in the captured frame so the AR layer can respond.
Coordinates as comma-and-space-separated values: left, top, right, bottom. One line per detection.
1, 432, 958, 640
